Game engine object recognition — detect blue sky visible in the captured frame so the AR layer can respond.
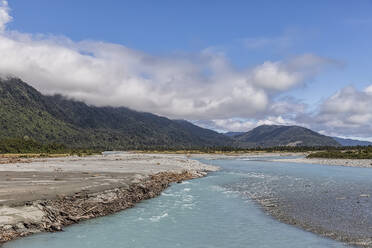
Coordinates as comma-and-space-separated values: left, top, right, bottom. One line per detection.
8, 0, 372, 102
1, 0, 372, 139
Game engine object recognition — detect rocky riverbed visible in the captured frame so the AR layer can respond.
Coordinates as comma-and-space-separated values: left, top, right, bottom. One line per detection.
0, 153, 218, 244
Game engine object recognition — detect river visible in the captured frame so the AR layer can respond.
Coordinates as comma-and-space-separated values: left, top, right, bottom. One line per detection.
6, 156, 361, 248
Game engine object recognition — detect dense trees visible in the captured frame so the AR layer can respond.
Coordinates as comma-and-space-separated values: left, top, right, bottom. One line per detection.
0, 137, 99, 155
0, 78, 232, 149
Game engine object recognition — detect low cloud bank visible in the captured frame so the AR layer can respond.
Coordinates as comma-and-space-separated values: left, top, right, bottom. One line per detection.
0, 1, 332, 120
303, 85, 372, 139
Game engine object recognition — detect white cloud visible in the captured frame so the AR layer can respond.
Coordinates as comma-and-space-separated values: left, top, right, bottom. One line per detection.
302, 85, 372, 138
364, 84, 372, 94
268, 98, 307, 116
0, 29, 332, 120
212, 119, 256, 132
251, 61, 301, 90
195, 115, 299, 133
256, 116, 297, 126
0, 0, 11, 33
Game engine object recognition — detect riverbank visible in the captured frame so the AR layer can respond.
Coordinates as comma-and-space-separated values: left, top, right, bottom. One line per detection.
0, 153, 218, 244
193, 152, 372, 168
270, 157, 372, 168
256, 195, 372, 247
221, 155, 372, 248
194, 153, 372, 247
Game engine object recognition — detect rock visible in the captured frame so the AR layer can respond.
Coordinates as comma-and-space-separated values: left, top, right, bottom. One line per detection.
265, 204, 277, 208
15, 223, 25, 230
2, 224, 13, 230
50, 224, 62, 231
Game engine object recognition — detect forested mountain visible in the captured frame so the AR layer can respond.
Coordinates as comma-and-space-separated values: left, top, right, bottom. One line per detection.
233, 125, 340, 147
0, 77, 232, 149
224, 132, 245, 138
333, 137, 372, 147
0, 77, 355, 151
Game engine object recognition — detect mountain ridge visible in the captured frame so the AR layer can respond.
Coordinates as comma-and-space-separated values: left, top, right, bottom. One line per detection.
232, 125, 340, 147
0, 77, 233, 149
333, 137, 372, 147
1, 77, 361, 150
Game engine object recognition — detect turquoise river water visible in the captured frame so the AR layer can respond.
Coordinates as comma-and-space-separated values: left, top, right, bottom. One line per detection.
5, 157, 362, 248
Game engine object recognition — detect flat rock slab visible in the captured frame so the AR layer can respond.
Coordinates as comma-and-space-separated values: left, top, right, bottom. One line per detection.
0, 206, 44, 226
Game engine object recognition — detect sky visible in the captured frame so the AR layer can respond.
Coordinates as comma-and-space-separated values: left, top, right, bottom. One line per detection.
1, 0, 372, 140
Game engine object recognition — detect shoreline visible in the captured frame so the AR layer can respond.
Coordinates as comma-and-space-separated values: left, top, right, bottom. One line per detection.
242, 154, 372, 247
255, 196, 372, 247
270, 157, 372, 168
0, 171, 201, 244
191, 152, 372, 168
0, 153, 217, 244
195, 153, 372, 247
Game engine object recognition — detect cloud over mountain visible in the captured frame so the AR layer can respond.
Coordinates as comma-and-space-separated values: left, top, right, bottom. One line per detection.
0, 2, 333, 122
2, 1, 371, 140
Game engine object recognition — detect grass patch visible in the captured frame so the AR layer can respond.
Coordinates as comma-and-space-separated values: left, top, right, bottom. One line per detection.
307, 148, 372, 159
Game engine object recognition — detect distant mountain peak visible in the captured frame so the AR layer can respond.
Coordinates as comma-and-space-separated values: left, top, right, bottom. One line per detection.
333, 137, 372, 147
232, 124, 340, 147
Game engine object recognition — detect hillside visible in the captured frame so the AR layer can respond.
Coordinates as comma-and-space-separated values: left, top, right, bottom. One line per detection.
224, 132, 245, 138
333, 137, 372, 147
0, 77, 233, 149
233, 125, 340, 147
